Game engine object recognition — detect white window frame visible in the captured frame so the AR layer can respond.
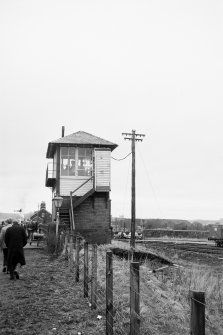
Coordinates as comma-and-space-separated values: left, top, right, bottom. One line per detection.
60, 147, 93, 178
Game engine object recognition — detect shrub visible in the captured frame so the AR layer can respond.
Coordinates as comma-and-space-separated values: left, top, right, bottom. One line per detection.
46, 232, 57, 254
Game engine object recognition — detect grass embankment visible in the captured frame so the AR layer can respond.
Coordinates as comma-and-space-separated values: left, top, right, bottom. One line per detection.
94, 241, 223, 335
2, 241, 221, 334
0, 249, 107, 335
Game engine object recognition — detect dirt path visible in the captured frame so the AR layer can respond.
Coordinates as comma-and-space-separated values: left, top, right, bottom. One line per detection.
0, 248, 104, 335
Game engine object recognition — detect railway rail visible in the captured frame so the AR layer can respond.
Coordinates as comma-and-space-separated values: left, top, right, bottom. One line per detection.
114, 238, 223, 266
143, 240, 223, 256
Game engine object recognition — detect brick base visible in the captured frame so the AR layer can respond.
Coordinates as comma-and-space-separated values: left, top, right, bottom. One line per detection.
73, 192, 112, 244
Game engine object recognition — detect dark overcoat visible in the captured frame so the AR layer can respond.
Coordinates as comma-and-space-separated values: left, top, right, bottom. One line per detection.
5, 223, 27, 267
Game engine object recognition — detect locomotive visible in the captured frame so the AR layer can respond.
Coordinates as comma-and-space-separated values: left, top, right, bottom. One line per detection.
208, 224, 223, 247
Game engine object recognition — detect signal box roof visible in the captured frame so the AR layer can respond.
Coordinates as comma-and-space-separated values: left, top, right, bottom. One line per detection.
46, 131, 118, 158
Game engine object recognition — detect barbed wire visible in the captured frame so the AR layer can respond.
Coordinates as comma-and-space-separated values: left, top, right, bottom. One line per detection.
57, 232, 223, 335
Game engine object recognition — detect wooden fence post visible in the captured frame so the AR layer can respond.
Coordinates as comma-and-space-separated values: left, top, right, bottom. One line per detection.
55, 231, 59, 256
63, 234, 68, 256
106, 251, 113, 335
75, 236, 80, 282
59, 232, 63, 253
91, 244, 97, 309
69, 235, 74, 272
130, 262, 140, 335
190, 290, 205, 335
84, 242, 89, 298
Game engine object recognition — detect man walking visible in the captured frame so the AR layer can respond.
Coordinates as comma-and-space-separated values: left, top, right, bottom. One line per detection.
0, 218, 13, 273
5, 220, 27, 280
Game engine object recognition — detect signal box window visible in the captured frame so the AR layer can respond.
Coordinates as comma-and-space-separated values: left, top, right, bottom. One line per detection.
61, 147, 76, 176
61, 147, 92, 177
78, 148, 92, 176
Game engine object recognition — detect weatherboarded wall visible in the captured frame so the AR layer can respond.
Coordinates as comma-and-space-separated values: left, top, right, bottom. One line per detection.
60, 177, 93, 196
94, 149, 111, 191
74, 192, 111, 244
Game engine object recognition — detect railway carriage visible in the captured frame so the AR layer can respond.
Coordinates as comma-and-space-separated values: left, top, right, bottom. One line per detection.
143, 228, 209, 239
208, 224, 223, 247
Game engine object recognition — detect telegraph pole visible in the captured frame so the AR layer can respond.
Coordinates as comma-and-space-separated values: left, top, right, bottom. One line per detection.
122, 130, 145, 255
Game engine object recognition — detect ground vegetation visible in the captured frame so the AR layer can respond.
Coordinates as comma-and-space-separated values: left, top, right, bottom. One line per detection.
0, 239, 222, 334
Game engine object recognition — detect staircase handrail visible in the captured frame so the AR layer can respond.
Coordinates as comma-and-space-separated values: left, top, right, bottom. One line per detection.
70, 192, 75, 231
70, 176, 94, 231
70, 176, 93, 195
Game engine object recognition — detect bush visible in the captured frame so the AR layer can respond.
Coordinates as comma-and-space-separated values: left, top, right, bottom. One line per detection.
46, 232, 57, 254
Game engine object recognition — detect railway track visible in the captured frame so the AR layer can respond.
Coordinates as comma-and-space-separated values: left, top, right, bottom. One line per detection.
143, 240, 223, 257
114, 239, 223, 266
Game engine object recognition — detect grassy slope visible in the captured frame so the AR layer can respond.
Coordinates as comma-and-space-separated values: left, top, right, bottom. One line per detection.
0, 242, 222, 334
95, 241, 223, 335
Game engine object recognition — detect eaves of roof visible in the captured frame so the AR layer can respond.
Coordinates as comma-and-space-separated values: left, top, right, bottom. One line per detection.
46, 131, 118, 158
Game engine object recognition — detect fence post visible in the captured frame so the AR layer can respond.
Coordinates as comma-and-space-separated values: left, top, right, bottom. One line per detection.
69, 234, 74, 272
106, 251, 113, 335
63, 234, 68, 256
84, 242, 89, 298
91, 244, 97, 309
55, 231, 59, 256
75, 236, 80, 282
59, 232, 63, 253
130, 262, 140, 335
190, 290, 205, 335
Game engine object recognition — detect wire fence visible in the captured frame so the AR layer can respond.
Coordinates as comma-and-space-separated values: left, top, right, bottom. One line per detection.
48, 230, 223, 335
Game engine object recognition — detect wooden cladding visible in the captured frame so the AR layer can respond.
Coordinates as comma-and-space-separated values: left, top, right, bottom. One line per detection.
94, 149, 111, 191
59, 149, 111, 195
60, 177, 93, 196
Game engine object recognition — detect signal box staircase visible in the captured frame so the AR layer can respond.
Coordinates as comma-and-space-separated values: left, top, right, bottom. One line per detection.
58, 180, 95, 228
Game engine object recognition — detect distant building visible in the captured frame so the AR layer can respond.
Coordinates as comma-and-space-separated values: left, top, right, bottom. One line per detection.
30, 201, 52, 224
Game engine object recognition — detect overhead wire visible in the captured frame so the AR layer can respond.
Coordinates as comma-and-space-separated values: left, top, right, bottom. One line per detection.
136, 143, 164, 219
111, 148, 132, 219
111, 152, 132, 161
121, 153, 131, 218
111, 142, 164, 219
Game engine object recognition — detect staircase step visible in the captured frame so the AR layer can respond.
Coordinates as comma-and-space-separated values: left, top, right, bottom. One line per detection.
73, 189, 95, 208
59, 208, 71, 226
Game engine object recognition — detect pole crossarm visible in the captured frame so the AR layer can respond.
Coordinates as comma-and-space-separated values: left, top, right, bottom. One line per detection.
124, 138, 144, 142
122, 132, 145, 138
123, 137, 134, 141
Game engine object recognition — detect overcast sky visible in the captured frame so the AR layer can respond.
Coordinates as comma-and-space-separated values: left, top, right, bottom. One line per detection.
0, 0, 223, 221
